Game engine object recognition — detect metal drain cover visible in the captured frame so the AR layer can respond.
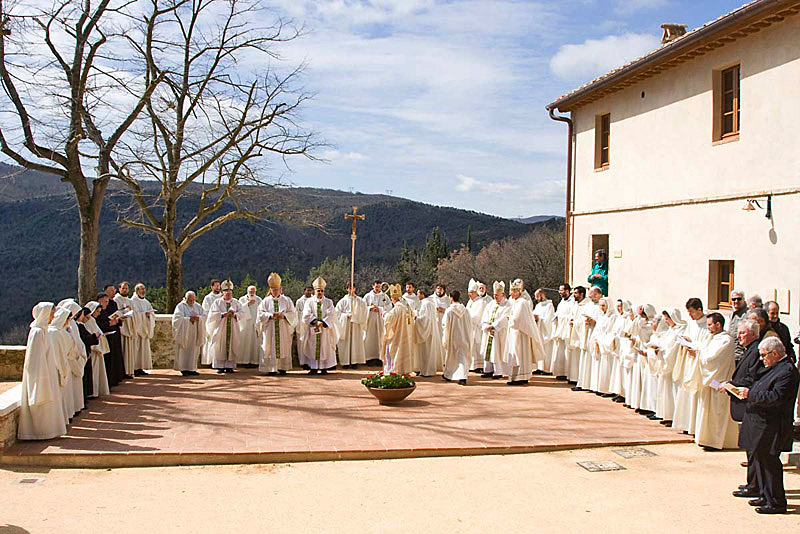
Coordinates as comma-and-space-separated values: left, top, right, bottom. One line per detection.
577, 461, 625, 472
613, 448, 656, 459
17, 477, 45, 485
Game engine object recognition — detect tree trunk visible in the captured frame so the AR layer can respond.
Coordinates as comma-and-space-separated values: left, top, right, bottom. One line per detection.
165, 248, 184, 312
77, 207, 101, 304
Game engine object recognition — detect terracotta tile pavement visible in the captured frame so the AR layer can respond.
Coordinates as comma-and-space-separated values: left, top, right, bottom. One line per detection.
2, 368, 691, 465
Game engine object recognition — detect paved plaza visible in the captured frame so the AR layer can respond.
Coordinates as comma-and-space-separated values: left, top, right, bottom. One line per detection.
2, 367, 689, 467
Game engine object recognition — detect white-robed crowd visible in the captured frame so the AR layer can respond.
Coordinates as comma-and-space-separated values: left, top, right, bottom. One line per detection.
19, 270, 799, 449
17, 282, 157, 441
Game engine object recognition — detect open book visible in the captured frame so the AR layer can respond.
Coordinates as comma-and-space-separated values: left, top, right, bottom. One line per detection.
711, 380, 745, 399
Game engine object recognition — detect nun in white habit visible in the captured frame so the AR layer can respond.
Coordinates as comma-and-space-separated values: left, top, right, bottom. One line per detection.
18, 302, 68, 440
172, 291, 206, 375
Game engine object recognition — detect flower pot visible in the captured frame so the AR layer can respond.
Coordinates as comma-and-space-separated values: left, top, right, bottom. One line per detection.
366, 385, 416, 405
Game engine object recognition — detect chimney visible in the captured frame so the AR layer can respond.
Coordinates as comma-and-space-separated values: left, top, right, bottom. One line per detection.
661, 24, 687, 44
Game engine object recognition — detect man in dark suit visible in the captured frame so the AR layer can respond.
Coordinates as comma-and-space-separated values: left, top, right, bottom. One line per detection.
738, 337, 800, 514
726, 319, 766, 497
766, 301, 796, 363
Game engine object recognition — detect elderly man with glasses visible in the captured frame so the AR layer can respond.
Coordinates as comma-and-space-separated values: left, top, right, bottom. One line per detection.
727, 290, 748, 362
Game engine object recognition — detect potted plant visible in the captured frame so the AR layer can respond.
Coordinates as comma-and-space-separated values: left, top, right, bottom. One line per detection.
361, 372, 416, 405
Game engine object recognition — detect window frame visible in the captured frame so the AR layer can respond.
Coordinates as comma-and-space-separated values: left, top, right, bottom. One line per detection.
594, 113, 611, 170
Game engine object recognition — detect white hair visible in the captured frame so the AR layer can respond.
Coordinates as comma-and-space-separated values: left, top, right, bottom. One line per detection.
758, 336, 785, 356
589, 286, 603, 296
730, 289, 745, 299
748, 294, 763, 307
134, 283, 145, 291
247, 285, 257, 292
738, 318, 759, 337
184, 291, 196, 299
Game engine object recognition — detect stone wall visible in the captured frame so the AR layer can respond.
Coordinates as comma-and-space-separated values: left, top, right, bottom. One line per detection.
152, 314, 176, 368
0, 346, 26, 381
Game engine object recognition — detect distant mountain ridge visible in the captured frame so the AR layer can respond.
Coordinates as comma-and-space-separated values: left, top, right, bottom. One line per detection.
0, 164, 559, 337
513, 215, 563, 224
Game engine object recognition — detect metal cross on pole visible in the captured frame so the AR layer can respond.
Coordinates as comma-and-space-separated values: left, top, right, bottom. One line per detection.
344, 205, 366, 294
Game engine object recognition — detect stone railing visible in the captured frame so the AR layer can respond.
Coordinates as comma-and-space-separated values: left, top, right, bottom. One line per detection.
0, 346, 26, 381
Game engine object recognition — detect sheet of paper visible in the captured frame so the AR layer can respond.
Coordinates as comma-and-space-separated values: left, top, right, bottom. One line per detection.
724, 382, 745, 400
677, 337, 697, 350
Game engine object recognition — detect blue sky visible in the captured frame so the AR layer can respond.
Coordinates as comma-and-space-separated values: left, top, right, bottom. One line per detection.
264, 1, 749, 218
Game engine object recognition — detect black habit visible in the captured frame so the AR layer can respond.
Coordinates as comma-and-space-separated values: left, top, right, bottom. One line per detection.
97, 300, 125, 386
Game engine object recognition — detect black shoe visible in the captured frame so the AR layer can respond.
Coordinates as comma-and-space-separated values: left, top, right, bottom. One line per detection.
216, 369, 226, 374
480, 372, 493, 378
180, 370, 190, 376
647, 415, 661, 420
124, 374, 134, 379
542, 372, 553, 376
267, 371, 278, 376
278, 370, 287, 375
733, 490, 760, 498
533, 370, 544, 375
492, 375, 503, 380
134, 369, 146, 376
748, 498, 766, 507
571, 386, 583, 391
302, 364, 311, 370
471, 369, 483, 374
442, 376, 452, 382
308, 369, 318, 375
458, 379, 467, 386
415, 371, 421, 376
321, 369, 328, 375
351, 364, 358, 369
755, 506, 786, 515
226, 368, 234, 373
555, 375, 567, 381
567, 381, 577, 385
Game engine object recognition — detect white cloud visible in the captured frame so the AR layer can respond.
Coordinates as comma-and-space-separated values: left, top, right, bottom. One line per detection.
321, 149, 367, 162
614, 0, 669, 16
549, 32, 660, 81
455, 174, 520, 193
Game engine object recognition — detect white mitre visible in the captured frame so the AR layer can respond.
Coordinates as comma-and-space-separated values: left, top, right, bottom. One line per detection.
468, 278, 479, 292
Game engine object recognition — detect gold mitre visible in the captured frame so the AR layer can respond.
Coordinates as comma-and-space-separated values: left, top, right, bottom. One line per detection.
492, 280, 505, 294
388, 283, 402, 299
267, 272, 282, 289
220, 279, 234, 291
312, 276, 327, 290
510, 278, 524, 291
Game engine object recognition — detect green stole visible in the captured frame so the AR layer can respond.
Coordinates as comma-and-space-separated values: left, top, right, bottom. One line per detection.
315, 301, 323, 361
485, 303, 499, 362
224, 301, 232, 358
273, 299, 281, 357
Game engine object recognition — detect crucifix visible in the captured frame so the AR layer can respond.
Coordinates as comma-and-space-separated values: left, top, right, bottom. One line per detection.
344, 205, 366, 295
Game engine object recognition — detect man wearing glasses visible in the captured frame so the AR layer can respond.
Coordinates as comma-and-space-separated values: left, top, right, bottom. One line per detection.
728, 290, 748, 362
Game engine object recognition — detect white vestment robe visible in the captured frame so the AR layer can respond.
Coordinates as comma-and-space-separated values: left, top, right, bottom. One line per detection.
113, 294, 135, 374
415, 297, 444, 376
299, 296, 340, 370
577, 300, 601, 389
533, 300, 555, 373
48, 310, 75, 423
64, 317, 87, 412
18, 304, 68, 440
129, 294, 155, 370
480, 298, 511, 376
295, 295, 312, 367
506, 296, 537, 381
692, 331, 739, 449
589, 308, 615, 393
403, 293, 421, 313
466, 295, 491, 370
200, 291, 222, 365
639, 320, 664, 412
336, 295, 368, 366
383, 299, 416, 374
550, 297, 575, 377
257, 295, 297, 372
206, 297, 246, 369
672, 316, 712, 434
363, 290, 391, 360
625, 317, 653, 410
567, 298, 590, 383
238, 295, 263, 365
432, 293, 450, 328
84, 316, 110, 396
172, 301, 205, 372
653, 322, 686, 421
442, 303, 473, 381
608, 314, 632, 397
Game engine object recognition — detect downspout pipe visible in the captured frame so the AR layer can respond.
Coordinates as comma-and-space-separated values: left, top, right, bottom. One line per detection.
548, 107, 573, 284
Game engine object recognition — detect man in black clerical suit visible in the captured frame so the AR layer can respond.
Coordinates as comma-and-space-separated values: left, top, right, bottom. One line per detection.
737, 337, 800, 515
97, 288, 126, 385
726, 319, 767, 497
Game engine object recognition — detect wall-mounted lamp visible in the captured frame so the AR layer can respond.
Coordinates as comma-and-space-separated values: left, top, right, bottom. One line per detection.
742, 195, 772, 219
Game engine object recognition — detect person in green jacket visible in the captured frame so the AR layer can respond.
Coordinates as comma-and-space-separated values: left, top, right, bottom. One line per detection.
588, 249, 608, 296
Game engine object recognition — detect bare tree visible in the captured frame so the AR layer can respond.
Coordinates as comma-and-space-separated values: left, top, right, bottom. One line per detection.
113, 0, 320, 310
0, 0, 171, 302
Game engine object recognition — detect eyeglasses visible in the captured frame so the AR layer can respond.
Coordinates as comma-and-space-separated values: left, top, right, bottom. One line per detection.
731, 297, 743, 302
